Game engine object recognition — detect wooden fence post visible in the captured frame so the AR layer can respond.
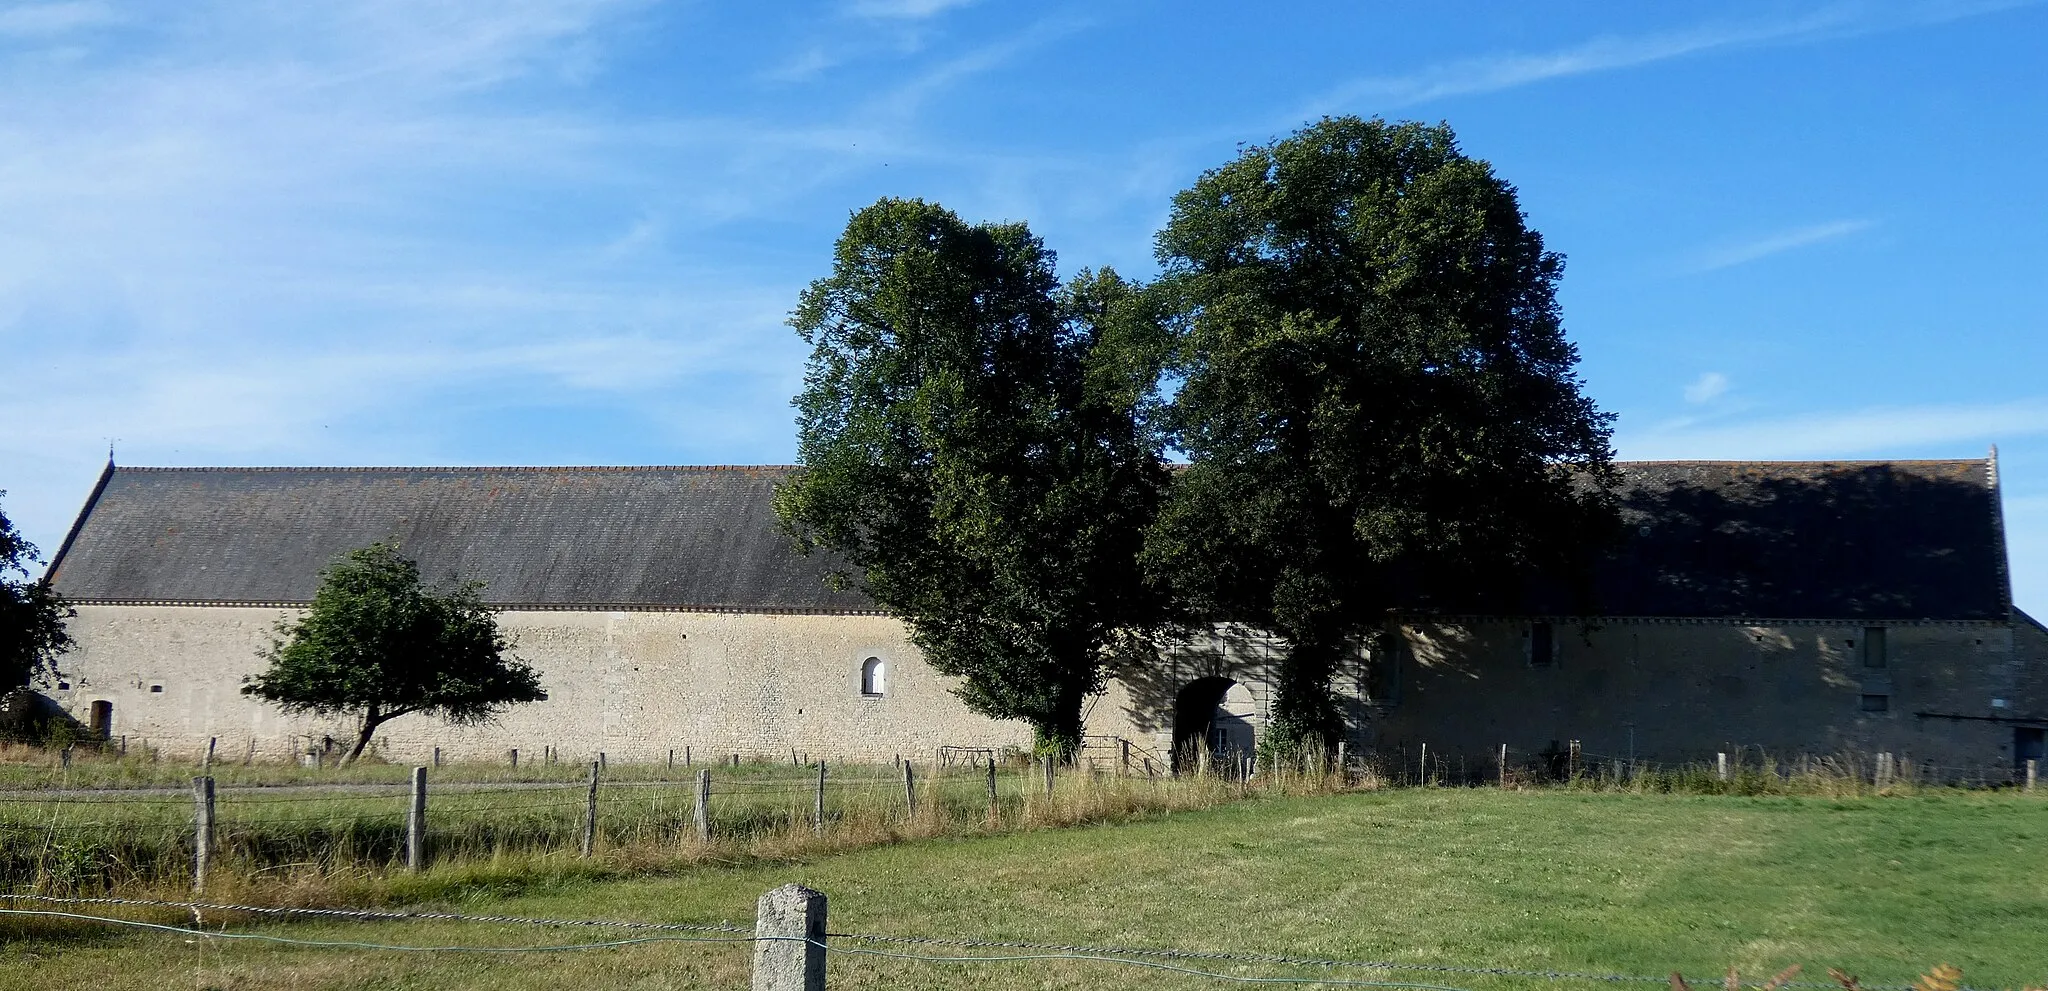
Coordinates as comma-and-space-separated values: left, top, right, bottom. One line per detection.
245, 737, 255, 766
1716, 752, 1730, 782
192, 775, 215, 894
1568, 740, 1581, 781
694, 769, 711, 842
1418, 743, 1427, 786
1042, 756, 1055, 796
580, 760, 600, 858
509, 748, 518, 768
985, 758, 998, 817
2025, 758, 2038, 792
668, 749, 675, 771
901, 760, 916, 818
813, 761, 826, 836
432, 746, 441, 769
407, 765, 428, 871
752, 884, 826, 991
1499, 744, 1508, 789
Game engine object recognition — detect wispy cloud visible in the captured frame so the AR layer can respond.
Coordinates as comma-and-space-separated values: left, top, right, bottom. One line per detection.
1683, 372, 1731, 404
762, 46, 841, 83
847, 0, 975, 20
862, 12, 1089, 122
0, 0, 820, 550
1616, 399, 2048, 461
0, 1, 118, 37
1301, 0, 2040, 115
1690, 219, 1876, 272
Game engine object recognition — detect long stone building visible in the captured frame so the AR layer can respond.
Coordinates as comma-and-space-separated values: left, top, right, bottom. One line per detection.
37, 454, 2048, 776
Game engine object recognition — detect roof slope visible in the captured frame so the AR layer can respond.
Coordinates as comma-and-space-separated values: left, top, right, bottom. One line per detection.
45, 459, 2008, 620
47, 466, 872, 612
1578, 459, 2004, 620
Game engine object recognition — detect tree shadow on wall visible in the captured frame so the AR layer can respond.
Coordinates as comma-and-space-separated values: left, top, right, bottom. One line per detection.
1564, 462, 2000, 620
1112, 625, 1274, 739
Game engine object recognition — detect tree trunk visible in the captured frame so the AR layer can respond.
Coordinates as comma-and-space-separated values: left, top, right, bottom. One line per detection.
1267, 633, 1342, 755
344, 708, 385, 765
1034, 684, 1088, 765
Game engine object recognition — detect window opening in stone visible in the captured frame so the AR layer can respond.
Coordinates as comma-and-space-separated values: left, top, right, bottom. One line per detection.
89, 700, 112, 737
1860, 694, 1889, 712
2015, 728, 2046, 772
860, 656, 886, 696
149, 684, 164, 694
1862, 627, 1886, 668
1529, 622, 1555, 667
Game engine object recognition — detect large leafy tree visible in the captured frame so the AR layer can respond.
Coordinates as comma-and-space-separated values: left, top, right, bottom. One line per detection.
776, 197, 1169, 757
1147, 117, 1617, 750
244, 543, 545, 763
0, 494, 74, 688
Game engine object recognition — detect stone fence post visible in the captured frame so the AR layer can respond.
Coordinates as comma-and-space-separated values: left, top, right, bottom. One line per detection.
753, 883, 827, 991
191, 775, 215, 894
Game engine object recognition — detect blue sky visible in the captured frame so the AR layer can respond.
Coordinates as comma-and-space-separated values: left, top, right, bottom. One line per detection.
4, 0, 2047, 612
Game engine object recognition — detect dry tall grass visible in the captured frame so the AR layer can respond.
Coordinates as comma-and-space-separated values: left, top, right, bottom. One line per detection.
0, 752, 1372, 906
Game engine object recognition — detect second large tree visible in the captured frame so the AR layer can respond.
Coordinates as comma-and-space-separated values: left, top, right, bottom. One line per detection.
776, 198, 1167, 757
1146, 117, 1617, 751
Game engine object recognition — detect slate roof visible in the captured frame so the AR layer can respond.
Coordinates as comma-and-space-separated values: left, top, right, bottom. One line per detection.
45, 458, 2009, 621
1579, 459, 2007, 621
46, 465, 873, 612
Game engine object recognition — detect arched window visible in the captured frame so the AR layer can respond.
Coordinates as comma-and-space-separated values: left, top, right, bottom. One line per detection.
89, 700, 113, 738
860, 656, 886, 696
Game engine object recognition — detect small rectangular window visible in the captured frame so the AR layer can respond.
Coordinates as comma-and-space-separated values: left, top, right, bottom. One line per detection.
1862, 627, 1887, 668
1860, 693, 1889, 712
1529, 622, 1555, 668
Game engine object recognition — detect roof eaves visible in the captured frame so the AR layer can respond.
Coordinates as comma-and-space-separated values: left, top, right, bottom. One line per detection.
41, 456, 116, 585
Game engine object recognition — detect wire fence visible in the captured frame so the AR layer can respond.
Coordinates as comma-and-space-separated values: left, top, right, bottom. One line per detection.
0, 891, 1983, 991
3, 741, 2038, 894
1379, 742, 2041, 793
0, 753, 1292, 892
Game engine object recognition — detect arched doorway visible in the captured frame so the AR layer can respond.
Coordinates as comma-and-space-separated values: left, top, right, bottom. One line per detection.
1172, 677, 1257, 769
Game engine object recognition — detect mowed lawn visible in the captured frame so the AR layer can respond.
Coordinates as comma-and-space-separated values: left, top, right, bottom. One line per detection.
2, 789, 2043, 990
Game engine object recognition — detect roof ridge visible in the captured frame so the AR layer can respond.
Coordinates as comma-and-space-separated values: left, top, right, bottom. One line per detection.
107, 458, 1988, 473
1616, 458, 1987, 466
112, 464, 803, 473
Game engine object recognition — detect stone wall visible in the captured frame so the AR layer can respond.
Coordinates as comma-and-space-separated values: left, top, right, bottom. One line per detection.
51, 604, 1029, 763
1374, 618, 2021, 773
1088, 618, 2033, 774
50, 604, 2038, 773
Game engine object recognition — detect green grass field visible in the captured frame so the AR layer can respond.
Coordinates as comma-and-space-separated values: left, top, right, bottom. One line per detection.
2, 788, 2042, 991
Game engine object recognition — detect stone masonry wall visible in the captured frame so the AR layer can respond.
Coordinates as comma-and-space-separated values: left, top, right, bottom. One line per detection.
49, 605, 2034, 773
1373, 619, 2022, 774
52, 604, 1030, 763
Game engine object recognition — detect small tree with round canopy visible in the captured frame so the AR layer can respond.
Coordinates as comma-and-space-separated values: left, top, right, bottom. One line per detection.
243, 543, 545, 763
